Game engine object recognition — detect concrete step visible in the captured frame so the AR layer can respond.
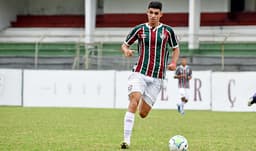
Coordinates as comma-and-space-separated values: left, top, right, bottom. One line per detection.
0, 56, 255, 71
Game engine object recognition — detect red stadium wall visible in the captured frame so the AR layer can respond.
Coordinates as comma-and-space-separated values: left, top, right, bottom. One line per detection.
11, 12, 256, 28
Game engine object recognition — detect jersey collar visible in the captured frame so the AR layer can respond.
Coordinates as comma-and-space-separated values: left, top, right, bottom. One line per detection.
146, 23, 163, 31
180, 65, 188, 68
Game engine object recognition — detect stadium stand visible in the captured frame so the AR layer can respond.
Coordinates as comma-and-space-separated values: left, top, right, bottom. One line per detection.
1, 3, 256, 71
0, 25, 256, 70
10, 12, 256, 28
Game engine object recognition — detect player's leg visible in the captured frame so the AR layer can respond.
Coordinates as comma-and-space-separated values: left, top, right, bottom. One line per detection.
181, 88, 190, 114
138, 78, 161, 118
138, 97, 152, 118
122, 92, 141, 149
248, 92, 256, 106
253, 95, 256, 104
121, 73, 145, 149
177, 88, 185, 114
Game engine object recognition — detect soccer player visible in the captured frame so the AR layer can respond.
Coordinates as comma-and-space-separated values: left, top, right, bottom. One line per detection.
248, 92, 256, 106
174, 57, 192, 115
120, 1, 180, 149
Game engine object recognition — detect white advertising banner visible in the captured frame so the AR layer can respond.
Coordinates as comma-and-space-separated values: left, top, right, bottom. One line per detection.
0, 69, 22, 106
115, 71, 212, 110
212, 72, 256, 112
23, 70, 115, 108
115, 71, 130, 108
154, 71, 212, 110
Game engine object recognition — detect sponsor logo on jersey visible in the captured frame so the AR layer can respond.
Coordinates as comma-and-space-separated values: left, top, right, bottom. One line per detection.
139, 34, 147, 39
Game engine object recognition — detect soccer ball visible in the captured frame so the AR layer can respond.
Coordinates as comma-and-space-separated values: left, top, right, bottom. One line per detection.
168, 135, 188, 151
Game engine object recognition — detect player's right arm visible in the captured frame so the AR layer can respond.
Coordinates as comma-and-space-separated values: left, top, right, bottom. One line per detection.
121, 25, 142, 58
166, 26, 180, 71
121, 44, 134, 57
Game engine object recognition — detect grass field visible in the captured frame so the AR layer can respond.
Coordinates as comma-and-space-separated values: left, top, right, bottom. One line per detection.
0, 107, 255, 151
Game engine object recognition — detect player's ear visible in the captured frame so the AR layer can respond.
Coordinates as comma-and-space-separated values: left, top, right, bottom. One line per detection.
160, 12, 163, 17
146, 9, 150, 15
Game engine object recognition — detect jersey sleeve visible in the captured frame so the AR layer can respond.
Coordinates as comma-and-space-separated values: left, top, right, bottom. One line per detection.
124, 25, 141, 46
175, 67, 181, 75
167, 27, 179, 49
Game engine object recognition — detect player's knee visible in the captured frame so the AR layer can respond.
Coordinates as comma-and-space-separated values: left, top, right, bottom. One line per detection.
129, 100, 138, 109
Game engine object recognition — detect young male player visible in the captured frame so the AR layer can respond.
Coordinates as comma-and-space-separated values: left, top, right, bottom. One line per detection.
174, 57, 192, 115
120, 1, 180, 149
248, 92, 256, 106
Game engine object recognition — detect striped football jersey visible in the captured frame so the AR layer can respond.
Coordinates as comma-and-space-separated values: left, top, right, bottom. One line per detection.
124, 23, 179, 79
175, 65, 192, 88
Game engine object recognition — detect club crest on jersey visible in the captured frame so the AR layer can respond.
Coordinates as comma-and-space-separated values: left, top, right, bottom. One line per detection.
128, 85, 133, 92
160, 33, 166, 39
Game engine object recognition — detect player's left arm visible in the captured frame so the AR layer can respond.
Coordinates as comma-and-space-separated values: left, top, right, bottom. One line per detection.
168, 46, 180, 71
167, 27, 180, 71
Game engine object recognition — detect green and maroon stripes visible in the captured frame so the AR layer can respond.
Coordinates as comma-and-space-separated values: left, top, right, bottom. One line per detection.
125, 24, 144, 46
146, 28, 157, 77
135, 26, 145, 73
125, 23, 179, 79
158, 28, 169, 78
140, 26, 150, 75
153, 27, 163, 78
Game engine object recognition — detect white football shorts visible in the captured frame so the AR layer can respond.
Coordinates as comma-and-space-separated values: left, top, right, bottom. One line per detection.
179, 88, 190, 100
128, 72, 162, 107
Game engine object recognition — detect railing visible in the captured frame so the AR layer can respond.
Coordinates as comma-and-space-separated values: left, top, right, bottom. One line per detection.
72, 32, 84, 70
1, 31, 255, 70
220, 33, 230, 71
34, 34, 46, 69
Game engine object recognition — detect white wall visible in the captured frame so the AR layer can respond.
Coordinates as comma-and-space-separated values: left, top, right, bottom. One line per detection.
23, 70, 115, 108
212, 72, 256, 112
0, 69, 255, 112
25, 0, 84, 15
201, 0, 229, 12
115, 71, 212, 110
0, 69, 22, 106
0, 0, 25, 30
103, 0, 229, 13
0, 0, 231, 30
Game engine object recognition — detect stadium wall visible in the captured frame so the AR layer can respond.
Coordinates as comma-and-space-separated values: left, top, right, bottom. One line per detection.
0, 69, 22, 106
23, 70, 115, 108
4, 0, 229, 16
24, 0, 84, 15
103, 0, 229, 13
212, 72, 256, 112
0, 0, 24, 30
20, 70, 256, 112
0, 69, 255, 111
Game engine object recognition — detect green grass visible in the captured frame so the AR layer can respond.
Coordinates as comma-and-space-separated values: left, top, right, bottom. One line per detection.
0, 107, 255, 151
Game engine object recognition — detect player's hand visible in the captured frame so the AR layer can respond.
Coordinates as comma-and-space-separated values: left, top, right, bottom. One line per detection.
123, 49, 134, 57
178, 74, 185, 78
168, 61, 176, 71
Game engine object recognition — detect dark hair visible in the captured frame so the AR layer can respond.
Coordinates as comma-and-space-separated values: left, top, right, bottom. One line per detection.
148, 1, 162, 11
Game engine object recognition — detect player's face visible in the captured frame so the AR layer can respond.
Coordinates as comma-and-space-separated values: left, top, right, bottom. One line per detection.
181, 58, 187, 66
147, 8, 162, 26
